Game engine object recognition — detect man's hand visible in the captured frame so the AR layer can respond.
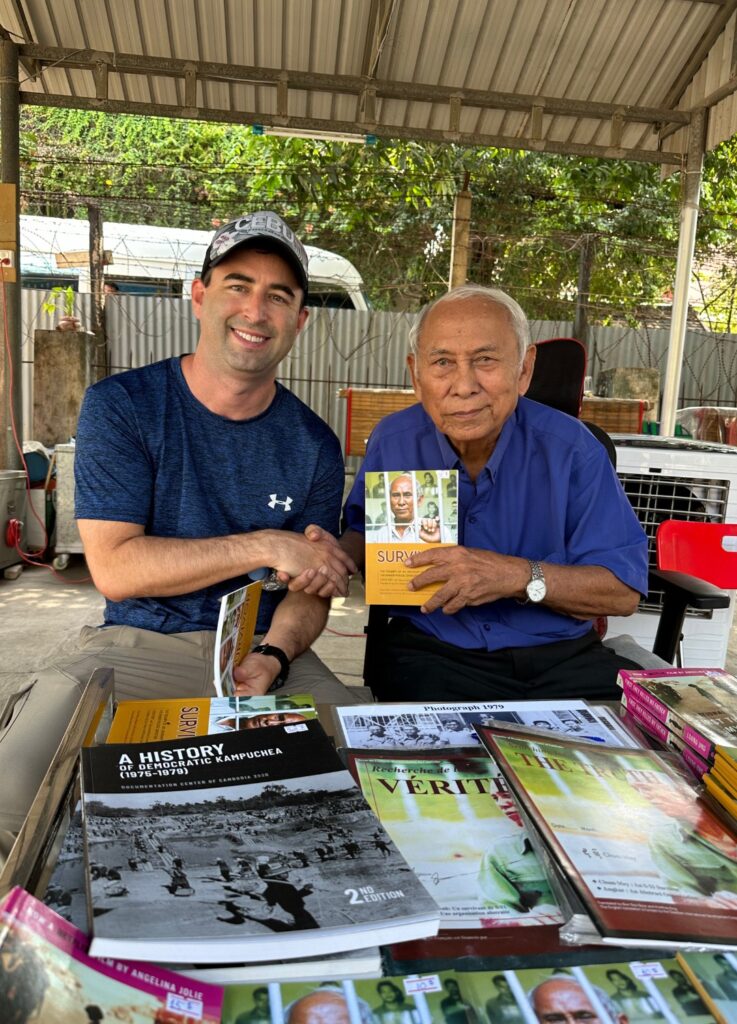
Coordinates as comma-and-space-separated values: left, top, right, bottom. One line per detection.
232, 650, 281, 696
404, 546, 527, 614
277, 525, 357, 597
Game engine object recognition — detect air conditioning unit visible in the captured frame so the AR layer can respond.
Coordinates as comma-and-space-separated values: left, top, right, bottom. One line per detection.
607, 436, 737, 667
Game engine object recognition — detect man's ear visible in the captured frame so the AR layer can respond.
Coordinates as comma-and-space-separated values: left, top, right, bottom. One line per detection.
296, 306, 309, 334
518, 344, 536, 396
191, 277, 205, 321
407, 353, 422, 399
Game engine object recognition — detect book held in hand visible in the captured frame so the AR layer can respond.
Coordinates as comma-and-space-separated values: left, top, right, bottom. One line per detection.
364, 469, 458, 605
80, 719, 440, 964
213, 579, 262, 697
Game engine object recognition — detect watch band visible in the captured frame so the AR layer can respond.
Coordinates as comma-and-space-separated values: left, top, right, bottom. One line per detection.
252, 643, 290, 691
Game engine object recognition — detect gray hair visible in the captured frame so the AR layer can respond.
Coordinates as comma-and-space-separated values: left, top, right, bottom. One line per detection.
408, 284, 532, 363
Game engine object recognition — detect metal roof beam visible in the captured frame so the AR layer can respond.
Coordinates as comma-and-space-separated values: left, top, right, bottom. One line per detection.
20, 90, 685, 165
19, 43, 691, 128
661, 0, 737, 109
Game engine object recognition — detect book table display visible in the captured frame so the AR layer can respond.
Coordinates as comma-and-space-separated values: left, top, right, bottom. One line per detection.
1, 668, 736, 1024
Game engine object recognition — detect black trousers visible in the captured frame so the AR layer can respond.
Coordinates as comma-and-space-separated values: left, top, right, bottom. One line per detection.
374, 618, 643, 703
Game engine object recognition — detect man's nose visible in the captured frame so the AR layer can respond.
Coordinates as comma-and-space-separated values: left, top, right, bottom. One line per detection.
239, 289, 269, 323
451, 362, 480, 395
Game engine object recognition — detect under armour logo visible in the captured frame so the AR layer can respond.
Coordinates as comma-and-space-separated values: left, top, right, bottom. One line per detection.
268, 494, 293, 511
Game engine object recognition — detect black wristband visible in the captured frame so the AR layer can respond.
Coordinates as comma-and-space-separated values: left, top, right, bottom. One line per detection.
252, 643, 290, 691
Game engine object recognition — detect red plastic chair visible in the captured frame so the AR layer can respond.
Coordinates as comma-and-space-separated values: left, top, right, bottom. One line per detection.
652, 521, 737, 664
657, 521, 737, 589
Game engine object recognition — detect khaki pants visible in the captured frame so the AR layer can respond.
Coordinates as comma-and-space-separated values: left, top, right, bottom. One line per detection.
0, 624, 372, 861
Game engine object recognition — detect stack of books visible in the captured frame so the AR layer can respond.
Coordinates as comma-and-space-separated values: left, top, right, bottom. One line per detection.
617, 667, 737, 785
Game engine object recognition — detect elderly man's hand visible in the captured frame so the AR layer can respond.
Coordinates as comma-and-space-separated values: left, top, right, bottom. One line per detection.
404, 546, 527, 614
270, 525, 357, 597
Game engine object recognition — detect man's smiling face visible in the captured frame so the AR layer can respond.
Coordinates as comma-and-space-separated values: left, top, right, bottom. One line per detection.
191, 246, 308, 380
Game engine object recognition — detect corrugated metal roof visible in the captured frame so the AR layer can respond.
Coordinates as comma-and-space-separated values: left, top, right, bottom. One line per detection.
2, 0, 737, 163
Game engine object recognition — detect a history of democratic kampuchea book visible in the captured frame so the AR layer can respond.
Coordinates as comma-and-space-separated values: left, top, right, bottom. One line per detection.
84, 718, 340, 793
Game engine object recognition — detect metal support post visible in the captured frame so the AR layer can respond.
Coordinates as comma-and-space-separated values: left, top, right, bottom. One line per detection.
0, 38, 21, 469
660, 110, 706, 436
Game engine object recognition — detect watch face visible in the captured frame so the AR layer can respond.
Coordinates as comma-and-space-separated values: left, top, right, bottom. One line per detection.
527, 578, 546, 603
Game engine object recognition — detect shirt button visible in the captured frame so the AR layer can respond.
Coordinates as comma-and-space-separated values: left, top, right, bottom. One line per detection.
469, 515, 477, 524
483, 623, 491, 632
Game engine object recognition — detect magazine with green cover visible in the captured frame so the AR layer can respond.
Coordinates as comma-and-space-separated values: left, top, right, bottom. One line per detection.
476, 724, 737, 949
350, 750, 563, 931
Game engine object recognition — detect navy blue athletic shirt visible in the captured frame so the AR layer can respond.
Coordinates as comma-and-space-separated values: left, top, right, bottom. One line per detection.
75, 357, 344, 633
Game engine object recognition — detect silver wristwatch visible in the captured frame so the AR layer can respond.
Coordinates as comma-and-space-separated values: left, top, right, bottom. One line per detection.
525, 560, 547, 603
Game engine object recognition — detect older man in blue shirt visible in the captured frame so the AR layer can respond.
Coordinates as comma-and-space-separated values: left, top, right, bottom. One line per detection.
341, 284, 649, 702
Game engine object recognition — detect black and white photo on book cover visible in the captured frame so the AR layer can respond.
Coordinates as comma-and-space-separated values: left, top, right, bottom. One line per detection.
334, 699, 635, 752
80, 720, 439, 963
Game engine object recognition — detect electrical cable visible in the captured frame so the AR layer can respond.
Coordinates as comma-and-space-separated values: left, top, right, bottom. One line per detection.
0, 260, 92, 583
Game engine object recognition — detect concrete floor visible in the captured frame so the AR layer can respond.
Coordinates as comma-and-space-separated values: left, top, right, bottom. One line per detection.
0, 557, 369, 700
1, 555, 735, 702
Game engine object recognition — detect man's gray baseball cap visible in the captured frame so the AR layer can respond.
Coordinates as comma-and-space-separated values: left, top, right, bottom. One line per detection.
201, 211, 309, 296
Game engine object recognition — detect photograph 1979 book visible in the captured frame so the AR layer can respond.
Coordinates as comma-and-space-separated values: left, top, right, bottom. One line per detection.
476, 724, 737, 949
0, 886, 223, 1023
364, 469, 458, 605
80, 719, 440, 964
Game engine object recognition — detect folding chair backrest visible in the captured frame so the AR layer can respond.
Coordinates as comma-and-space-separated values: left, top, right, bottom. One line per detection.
525, 337, 587, 418
656, 520, 737, 590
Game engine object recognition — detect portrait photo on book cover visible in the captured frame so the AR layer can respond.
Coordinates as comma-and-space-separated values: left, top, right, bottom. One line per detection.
365, 470, 458, 545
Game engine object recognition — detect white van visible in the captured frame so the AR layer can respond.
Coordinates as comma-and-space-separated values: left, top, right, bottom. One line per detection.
19, 215, 370, 311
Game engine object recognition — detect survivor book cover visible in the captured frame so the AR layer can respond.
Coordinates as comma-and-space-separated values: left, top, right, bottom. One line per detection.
476, 724, 737, 949
364, 469, 458, 605
107, 694, 317, 742
80, 719, 440, 964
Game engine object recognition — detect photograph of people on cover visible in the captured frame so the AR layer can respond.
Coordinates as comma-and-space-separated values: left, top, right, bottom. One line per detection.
364, 470, 458, 545
278, 981, 374, 1024
425, 972, 485, 1024
0, 916, 220, 1024
338, 706, 624, 750
353, 978, 423, 1024
84, 772, 415, 942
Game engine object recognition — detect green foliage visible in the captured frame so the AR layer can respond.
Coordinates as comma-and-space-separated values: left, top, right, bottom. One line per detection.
41, 284, 75, 317
18, 106, 737, 319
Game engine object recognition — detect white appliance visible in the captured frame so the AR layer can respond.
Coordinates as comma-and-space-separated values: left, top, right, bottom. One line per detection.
608, 436, 737, 667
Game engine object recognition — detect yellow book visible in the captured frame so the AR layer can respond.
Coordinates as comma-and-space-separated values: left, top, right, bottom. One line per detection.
106, 694, 318, 743
364, 468, 458, 605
